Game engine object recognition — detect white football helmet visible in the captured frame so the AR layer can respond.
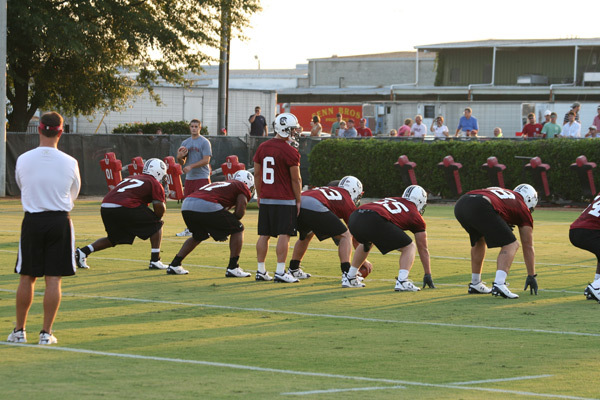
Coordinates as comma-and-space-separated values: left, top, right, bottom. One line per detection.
233, 170, 255, 197
142, 158, 167, 182
402, 185, 427, 215
514, 183, 538, 211
274, 113, 300, 138
339, 176, 363, 205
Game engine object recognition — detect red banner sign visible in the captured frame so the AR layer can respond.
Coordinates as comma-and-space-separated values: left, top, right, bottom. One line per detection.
288, 104, 363, 134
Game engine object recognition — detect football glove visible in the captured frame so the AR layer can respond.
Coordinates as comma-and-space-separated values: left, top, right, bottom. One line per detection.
423, 273, 436, 289
524, 274, 538, 295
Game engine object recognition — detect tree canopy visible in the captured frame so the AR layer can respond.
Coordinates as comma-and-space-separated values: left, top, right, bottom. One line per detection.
6, 0, 261, 131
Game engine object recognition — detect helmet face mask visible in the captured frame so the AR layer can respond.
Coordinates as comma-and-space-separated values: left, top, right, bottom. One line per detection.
233, 170, 255, 197
338, 176, 363, 206
402, 185, 427, 215
142, 158, 168, 183
513, 183, 538, 211
274, 113, 300, 138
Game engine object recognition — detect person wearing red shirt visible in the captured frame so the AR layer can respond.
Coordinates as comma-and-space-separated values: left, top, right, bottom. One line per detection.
356, 118, 373, 137
346, 185, 434, 291
454, 185, 538, 299
522, 113, 543, 138
75, 159, 168, 271
165, 171, 255, 276
253, 113, 302, 283
569, 194, 600, 302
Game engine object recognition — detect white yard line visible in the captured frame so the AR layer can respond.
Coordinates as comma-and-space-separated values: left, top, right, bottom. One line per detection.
282, 386, 406, 395
0, 343, 594, 400
449, 374, 554, 385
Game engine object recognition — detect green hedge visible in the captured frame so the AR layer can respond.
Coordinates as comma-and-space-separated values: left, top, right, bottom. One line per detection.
308, 138, 600, 201
113, 120, 209, 136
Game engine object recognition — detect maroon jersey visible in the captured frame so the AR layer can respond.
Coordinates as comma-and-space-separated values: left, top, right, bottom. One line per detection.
570, 194, 600, 230
253, 138, 300, 200
302, 186, 356, 223
102, 174, 165, 208
188, 180, 251, 209
468, 188, 533, 227
359, 197, 426, 233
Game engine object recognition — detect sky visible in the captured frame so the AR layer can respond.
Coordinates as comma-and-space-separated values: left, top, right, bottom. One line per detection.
222, 0, 600, 70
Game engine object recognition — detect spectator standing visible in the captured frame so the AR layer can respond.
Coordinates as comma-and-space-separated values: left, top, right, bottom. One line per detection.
593, 105, 600, 132
341, 119, 358, 137
562, 112, 581, 138
249, 106, 268, 137
585, 125, 598, 138
331, 113, 343, 136
7, 112, 81, 345
398, 118, 412, 136
430, 116, 449, 138
522, 113, 543, 138
541, 112, 562, 138
337, 121, 347, 137
410, 115, 427, 138
563, 102, 581, 124
310, 115, 322, 137
155, 127, 163, 135
541, 110, 552, 127
253, 113, 302, 283
455, 107, 479, 137
356, 118, 373, 137
493, 127, 503, 137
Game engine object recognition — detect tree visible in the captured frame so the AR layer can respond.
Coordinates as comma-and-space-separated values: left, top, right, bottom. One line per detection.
6, 0, 261, 131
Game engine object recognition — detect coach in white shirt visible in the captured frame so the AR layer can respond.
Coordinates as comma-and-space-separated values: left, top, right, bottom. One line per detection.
410, 115, 428, 138
7, 112, 81, 346
561, 112, 581, 138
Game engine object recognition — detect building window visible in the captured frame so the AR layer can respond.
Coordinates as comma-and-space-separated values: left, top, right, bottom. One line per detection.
424, 105, 435, 119
450, 68, 460, 84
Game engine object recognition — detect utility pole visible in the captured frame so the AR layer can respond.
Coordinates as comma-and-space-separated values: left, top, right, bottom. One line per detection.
0, 0, 7, 196
217, 1, 230, 136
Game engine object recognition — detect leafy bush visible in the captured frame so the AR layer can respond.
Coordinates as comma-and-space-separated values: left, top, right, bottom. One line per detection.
308, 138, 600, 201
112, 120, 209, 135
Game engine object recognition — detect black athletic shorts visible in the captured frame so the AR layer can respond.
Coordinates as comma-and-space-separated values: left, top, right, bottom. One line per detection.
101, 206, 163, 245
297, 209, 348, 241
454, 194, 516, 248
15, 211, 76, 277
257, 204, 297, 237
348, 209, 413, 254
570, 228, 600, 262
182, 210, 244, 242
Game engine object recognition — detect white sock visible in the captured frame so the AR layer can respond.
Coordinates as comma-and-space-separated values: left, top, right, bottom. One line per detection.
276, 262, 286, 275
257, 262, 266, 273
472, 273, 482, 285
495, 270, 508, 285
151, 248, 160, 253
593, 278, 600, 287
595, 273, 600, 281
347, 266, 359, 279
86, 245, 94, 253
397, 269, 409, 282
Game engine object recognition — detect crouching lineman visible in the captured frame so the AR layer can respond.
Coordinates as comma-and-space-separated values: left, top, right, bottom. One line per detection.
569, 194, 600, 303
76, 159, 168, 270
346, 185, 434, 291
454, 185, 538, 299
287, 176, 364, 283
165, 170, 255, 276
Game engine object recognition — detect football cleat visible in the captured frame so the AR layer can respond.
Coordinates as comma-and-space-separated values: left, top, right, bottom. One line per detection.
468, 281, 492, 294
38, 331, 57, 345
149, 260, 168, 270
584, 284, 600, 302
274, 272, 299, 283
342, 273, 365, 288
288, 268, 311, 279
166, 265, 189, 275
255, 271, 273, 281
75, 248, 90, 269
225, 267, 251, 278
175, 228, 192, 237
491, 282, 519, 299
7, 329, 26, 343
394, 279, 421, 292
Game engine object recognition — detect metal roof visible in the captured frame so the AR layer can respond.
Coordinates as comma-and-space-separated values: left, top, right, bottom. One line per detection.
416, 38, 600, 51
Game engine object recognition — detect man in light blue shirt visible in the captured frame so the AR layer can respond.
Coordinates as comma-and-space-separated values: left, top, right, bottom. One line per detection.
341, 119, 358, 138
455, 107, 479, 137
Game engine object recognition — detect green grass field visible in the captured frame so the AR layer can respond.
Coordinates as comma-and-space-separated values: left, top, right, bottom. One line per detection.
1, 198, 599, 399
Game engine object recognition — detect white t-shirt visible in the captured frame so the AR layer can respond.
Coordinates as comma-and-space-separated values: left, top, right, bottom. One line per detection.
561, 121, 581, 138
432, 125, 449, 138
411, 123, 428, 137
16, 147, 81, 213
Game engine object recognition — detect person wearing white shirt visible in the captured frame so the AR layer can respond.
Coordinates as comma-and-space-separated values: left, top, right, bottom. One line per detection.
561, 112, 581, 138
430, 116, 449, 138
410, 115, 427, 138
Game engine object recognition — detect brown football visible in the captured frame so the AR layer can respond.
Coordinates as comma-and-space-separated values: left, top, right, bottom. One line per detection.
358, 260, 373, 278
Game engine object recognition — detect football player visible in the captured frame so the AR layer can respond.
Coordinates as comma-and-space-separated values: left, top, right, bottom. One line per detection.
253, 113, 302, 283
346, 185, 434, 291
569, 194, 600, 302
287, 176, 365, 285
454, 184, 538, 299
164, 170, 255, 276
75, 158, 168, 271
